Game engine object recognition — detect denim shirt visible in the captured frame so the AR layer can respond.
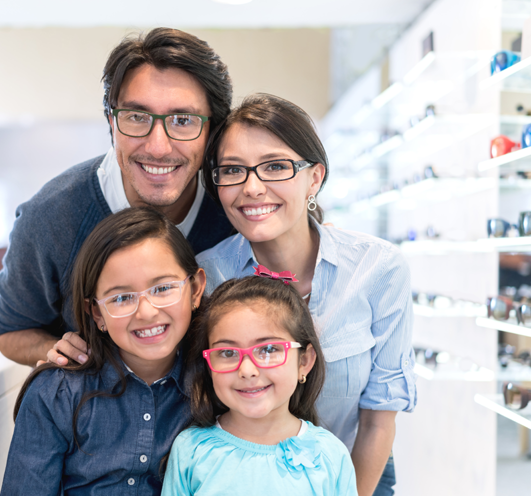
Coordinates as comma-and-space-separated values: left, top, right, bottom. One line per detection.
1, 351, 190, 496
197, 222, 417, 452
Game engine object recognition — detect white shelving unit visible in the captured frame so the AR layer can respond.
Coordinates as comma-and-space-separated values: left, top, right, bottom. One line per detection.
476, 317, 531, 338
474, 394, 531, 430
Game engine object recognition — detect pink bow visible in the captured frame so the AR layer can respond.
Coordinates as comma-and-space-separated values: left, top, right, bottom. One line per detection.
253, 265, 299, 285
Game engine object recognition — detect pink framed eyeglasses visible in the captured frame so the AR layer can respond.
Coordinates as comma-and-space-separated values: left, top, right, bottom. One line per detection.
203, 341, 301, 373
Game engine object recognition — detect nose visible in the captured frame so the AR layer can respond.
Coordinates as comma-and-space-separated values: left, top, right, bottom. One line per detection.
242, 170, 267, 197
144, 119, 173, 159
238, 354, 259, 379
135, 294, 159, 320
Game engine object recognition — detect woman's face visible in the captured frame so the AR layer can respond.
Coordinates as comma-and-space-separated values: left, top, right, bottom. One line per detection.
216, 123, 325, 244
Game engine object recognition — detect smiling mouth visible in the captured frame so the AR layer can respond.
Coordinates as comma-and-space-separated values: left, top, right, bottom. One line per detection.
241, 205, 280, 217
133, 325, 167, 338
140, 164, 178, 175
237, 385, 271, 393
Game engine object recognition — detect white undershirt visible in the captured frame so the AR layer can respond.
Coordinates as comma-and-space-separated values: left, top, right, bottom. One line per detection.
215, 418, 308, 437
96, 147, 205, 237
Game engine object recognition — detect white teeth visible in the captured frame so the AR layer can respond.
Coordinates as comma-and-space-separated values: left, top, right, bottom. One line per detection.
141, 165, 177, 175
134, 325, 166, 338
243, 205, 279, 217
241, 386, 268, 393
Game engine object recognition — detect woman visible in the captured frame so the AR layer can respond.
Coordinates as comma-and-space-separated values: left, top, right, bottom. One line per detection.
196, 93, 416, 496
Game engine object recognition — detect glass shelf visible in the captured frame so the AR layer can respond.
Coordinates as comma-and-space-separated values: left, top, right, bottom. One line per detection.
475, 317, 531, 338
474, 394, 531, 430
499, 177, 531, 190
415, 363, 495, 381
351, 114, 496, 171
351, 51, 492, 132
400, 237, 531, 255
480, 56, 531, 93
478, 146, 531, 172
413, 303, 486, 318
497, 362, 531, 383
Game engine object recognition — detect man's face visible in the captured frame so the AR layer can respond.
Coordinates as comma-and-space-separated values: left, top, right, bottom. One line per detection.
110, 64, 211, 212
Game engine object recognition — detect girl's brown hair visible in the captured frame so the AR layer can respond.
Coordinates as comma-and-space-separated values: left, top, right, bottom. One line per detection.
202, 93, 329, 224
14, 207, 199, 443
187, 276, 326, 426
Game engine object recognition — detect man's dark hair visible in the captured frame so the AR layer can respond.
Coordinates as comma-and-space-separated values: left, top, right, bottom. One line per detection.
102, 27, 232, 134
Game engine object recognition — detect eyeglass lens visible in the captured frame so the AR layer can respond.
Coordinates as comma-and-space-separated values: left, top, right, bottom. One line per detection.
209, 343, 287, 371
504, 383, 524, 410
213, 160, 296, 186
116, 110, 204, 140
104, 282, 184, 317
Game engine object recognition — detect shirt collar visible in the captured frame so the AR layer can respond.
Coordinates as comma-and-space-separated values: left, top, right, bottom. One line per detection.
100, 346, 187, 396
235, 219, 339, 271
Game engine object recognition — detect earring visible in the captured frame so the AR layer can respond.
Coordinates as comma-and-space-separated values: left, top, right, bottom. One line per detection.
299, 375, 307, 384
100, 324, 107, 333
307, 195, 317, 212
192, 304, 198, 312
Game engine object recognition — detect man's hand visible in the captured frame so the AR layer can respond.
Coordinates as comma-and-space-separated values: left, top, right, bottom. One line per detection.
46, 332, 89, 366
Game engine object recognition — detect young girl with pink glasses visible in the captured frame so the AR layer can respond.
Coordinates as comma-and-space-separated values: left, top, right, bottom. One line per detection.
161, 275, 357, 495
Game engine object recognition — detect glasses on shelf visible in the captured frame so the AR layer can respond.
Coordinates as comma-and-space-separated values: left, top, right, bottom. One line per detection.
111, 109, 209, 141
203, 341, 301, 373
486, 295, 531, 326
94, 277, 191, 318
503, 382, 531, 410
490, 50, 521, 75
212, 159, 315, 186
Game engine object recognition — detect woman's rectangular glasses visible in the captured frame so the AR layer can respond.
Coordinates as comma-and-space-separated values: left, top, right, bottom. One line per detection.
112, 109, 209, 141
212, 159, 315, 186
203, 341, 301, 373
94, 276, 190, 318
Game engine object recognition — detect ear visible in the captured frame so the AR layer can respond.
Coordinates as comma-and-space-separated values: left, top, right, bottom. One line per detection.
108, 113, 116, 145
299, 343, 317, 379
190, 268, 207, 309
87, 298, 106, 329
307, 163, 326, 197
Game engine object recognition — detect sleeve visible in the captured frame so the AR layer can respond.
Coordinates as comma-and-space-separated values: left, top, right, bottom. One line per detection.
335, 449, 358, 495
359, 246, 417, 412
1, 369, 73, 496
161, 432, 193, 496
0, 200, 65, 335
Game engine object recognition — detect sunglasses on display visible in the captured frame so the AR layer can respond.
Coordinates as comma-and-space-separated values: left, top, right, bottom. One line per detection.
503, 382, 531, 410
486, 296, 531, 325
413, 292, 484, 312
203, 341, 302, 373
490, 50, 521, 75
487, 212, 531, 238
490, 135, 521, 158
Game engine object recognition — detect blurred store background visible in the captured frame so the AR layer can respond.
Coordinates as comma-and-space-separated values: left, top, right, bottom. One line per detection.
2, 0, 531, 494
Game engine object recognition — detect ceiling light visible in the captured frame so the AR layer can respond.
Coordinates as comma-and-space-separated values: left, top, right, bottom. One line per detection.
212, 0, 253, 4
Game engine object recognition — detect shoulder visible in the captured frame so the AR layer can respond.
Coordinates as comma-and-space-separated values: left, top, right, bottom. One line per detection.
169, 426, 221, 460
196, 233, 247, 264
307, 423, 351, 456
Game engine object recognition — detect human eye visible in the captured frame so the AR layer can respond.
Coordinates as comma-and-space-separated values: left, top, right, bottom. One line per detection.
122, 111, 150, 123
257, 343, 282, 356
108, 293, 135, 306
217, 348, 239, 360
221, 166, 245, 176
152, 283, 175, 294
264, 160, 290, 172
168, 114, 194, 127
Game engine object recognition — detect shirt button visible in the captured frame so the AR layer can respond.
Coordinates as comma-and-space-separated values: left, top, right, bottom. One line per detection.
140, 455, 148, 463
404, 360, 409, 366
143, 413, 151, 421
128, 478, 135, 486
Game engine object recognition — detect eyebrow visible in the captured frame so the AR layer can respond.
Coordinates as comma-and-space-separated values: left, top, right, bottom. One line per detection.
219, 153, 291, 164
102, 275, 184, 296
118, 101, 201, 115
210, 337, 287, 347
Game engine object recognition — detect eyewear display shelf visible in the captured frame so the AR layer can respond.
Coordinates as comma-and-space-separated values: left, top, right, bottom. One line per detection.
474, 394, 531, 430
413, 303, 486, 318
476, 317, 531, 339
400, 237, 531, 255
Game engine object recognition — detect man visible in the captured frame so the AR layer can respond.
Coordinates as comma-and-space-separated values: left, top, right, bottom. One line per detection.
0, 28, 234, 367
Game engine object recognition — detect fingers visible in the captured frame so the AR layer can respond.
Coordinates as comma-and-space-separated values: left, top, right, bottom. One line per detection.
47, 332, 89, 366
36, 360, 46, 367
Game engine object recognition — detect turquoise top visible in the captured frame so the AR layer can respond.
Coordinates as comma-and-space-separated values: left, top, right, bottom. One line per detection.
161, 421, 357, 496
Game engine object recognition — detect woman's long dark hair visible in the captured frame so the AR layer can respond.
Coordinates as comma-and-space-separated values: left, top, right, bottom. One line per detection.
13, 207, 199, 446
187, 276, 326, 426
202, 93, 329, 223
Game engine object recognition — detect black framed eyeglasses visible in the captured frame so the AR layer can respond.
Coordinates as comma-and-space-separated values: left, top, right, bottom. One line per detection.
111, 109, 209, 141
212, 159, 316, 186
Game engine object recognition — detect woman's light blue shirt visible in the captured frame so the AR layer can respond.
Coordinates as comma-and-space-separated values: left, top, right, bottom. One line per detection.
196, 223, 417, 452
161, 422, 357, 496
